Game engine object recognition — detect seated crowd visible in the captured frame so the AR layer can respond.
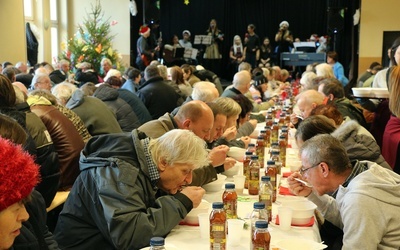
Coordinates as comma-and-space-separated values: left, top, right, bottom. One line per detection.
1, 34, 400, 250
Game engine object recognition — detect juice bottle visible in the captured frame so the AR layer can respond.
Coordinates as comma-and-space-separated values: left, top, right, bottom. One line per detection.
279, 135, 287, 168
263, 126, 271, 148
278, 112, 285, 128
270, 150, 282, 175
248, 155, 260, 195
250, 202, 268, 236
243, 151, 253, 189
222, 183, 237, 219
270, 122, 279, 145
256, 135, 265, 169
259, 176, 273, 222
210, 202, 226, 250
265, 160, 277, 202
251, 221, 271, 250
149, 237, 166, 250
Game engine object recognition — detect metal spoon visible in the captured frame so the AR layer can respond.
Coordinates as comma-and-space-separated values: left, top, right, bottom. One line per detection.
294, 178, 313, 188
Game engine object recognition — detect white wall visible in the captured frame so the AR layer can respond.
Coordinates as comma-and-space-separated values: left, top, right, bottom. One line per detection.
0, 0, 27, 64
67, 0, 131, 67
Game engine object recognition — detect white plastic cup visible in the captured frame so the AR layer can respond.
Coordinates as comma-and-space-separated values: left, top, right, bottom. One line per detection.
227, 219, 245, 246
233, 175, 246, 195
278, 206, 293, 231
197, 213, 210, 239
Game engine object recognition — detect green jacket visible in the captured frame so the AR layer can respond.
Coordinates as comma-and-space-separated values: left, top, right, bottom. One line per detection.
54, 130, 193, 250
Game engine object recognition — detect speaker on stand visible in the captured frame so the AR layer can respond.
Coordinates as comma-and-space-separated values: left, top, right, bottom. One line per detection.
327, 7, 344, 51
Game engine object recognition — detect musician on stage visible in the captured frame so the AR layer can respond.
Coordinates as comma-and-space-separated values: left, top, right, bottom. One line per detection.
136, 25, 159, 71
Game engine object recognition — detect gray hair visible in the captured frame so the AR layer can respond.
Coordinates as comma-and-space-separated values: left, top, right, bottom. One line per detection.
31, 73, 50, 89
213, 97, 241, 118
100, 58, 112, 66
300, 134, 351, 175
148, 129, 209, 168
232, 70, 251, 89
51, 82, 78, 104
191, 81, 218, 102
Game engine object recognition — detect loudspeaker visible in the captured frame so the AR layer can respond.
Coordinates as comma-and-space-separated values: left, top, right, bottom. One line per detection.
327, 8, 344, 32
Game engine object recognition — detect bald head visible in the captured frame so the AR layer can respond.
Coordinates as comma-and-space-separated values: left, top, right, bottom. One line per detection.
232, 70, 251, 94
175, 100, 214, 141
296, 89, 324, 118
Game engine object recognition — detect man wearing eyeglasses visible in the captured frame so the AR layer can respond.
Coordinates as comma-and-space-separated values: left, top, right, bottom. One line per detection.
288, 134, 400, 249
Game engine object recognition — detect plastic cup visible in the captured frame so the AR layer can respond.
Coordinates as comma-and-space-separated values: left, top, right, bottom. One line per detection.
233, 175, 246, 195
278, 206, 293, 231
197, 213, 210, 239
227, 219, 245, 246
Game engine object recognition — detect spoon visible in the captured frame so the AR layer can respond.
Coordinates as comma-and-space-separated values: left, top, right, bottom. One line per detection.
294, 178, 313, 188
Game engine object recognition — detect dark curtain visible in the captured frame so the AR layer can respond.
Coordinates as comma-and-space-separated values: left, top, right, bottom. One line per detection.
131, 0, 358, 81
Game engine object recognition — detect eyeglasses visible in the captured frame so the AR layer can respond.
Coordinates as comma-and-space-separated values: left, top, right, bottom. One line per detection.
299, 162, 321, 175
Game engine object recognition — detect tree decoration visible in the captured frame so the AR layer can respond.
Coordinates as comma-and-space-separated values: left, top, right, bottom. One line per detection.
184, 0, 190, 5
58, 1, 123, 74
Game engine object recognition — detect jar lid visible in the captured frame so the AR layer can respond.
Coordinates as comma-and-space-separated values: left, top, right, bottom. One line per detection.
225, 183, 235, 189
150, 237, 165, 246
212, 202, 224, 209
253, 202, 265, 209
255, 220, 268, 228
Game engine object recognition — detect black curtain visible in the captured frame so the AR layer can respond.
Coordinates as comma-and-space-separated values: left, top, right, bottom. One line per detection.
131, 0, 359, 81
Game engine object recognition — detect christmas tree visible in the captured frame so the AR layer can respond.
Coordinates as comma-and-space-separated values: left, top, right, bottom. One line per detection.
59, 1, 123, 74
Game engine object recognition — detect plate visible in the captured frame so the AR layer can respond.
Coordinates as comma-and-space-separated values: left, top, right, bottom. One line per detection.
275, 238, 327, 250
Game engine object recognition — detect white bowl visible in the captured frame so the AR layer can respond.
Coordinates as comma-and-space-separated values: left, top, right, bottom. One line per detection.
371, 88, 389, 98
183, 200, 210, 225
202, 174, 227, 192
222, 162, 240, 177
227, 147, 246, 162
279, 200, 317, 225
275, 238, 327, 250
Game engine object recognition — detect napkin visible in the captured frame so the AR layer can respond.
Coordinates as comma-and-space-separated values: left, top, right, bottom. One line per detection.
275, 216, 315, 227
282, 172, 293, 178
279, 186, 295, 196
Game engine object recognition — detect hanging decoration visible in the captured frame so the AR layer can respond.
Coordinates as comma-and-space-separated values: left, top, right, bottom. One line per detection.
184, 0, 189, 5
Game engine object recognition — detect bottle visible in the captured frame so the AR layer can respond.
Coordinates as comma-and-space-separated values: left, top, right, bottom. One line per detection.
222, 183, 237, 219
270, 150, 282, 175
243, 151, 253, 189
149, 237, 166, 250
247, 143, 256, 154
270, 122, 279, 145
251, 221, 271, 250
250, 202, 269, 236
210, 202, 226, 250
256, 135, 265, 169
248, 155, 260, 195
281, 126, 289, 145
265, 111, 273, 127
278, 112, 285, 128
263, 126, 271, 148
269, 142, 279, 159
278, 135, 287, 168
265, 160, 277, 202
259, 176, 273, 222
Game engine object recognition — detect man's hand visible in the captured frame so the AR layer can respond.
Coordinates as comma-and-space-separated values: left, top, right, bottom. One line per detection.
180, 186, 205, 208
240, 136, 251, 148
223, 157, 237, 171
287, 172, 312, 197
208, 145, 229, 167
290, 113, 300, 126
222, 126, 237, 141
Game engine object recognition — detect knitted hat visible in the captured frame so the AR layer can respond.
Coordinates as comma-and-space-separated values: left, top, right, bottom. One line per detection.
139, 25, 150, 34
279, 21, 289, 28
0, 137, 40, 210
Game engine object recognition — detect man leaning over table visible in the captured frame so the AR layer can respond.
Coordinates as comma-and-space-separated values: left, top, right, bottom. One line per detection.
288, 134, 400, 250
139, 100, 235, 186
54, 130, 209, 250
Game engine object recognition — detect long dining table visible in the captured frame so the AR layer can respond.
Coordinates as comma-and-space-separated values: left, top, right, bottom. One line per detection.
165, 146, 322, 249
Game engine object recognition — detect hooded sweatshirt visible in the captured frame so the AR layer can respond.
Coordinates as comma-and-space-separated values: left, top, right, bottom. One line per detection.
308, 161, 400, 249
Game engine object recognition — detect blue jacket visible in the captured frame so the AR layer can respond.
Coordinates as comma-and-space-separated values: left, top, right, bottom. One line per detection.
333, 62, 349, 86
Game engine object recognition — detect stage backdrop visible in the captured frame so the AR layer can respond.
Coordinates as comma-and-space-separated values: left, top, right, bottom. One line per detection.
131, 0, 358, 81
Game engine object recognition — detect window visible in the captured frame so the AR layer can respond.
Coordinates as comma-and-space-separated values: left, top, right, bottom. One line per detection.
50, 0, 59, 62
24, 0, 33, 20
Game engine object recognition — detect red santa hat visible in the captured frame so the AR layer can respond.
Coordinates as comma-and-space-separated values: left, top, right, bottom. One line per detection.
139, 25, 150, 34
0, 137, 40, 210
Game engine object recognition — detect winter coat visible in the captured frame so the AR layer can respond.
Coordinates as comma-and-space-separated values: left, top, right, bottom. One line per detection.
94, 84, 141, 132
136, 76, 180, 119
54, 130, 193, 250
66, 89, 122, 135
117, 88, 152, 125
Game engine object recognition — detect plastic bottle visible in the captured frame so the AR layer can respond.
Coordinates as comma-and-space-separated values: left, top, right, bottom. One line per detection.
259, 176, 273, 222
222, 183, 237, 219
149, 237, 166, 250
263, 126, 271, 148
270, 150, 282, 175
265, 111, 273, 127
278, 112, 286, 128
265, 160, 277, 202
250, 202, 269, 236
251, 221, 271, 250
210, 202, 226, 250
278, 135, 287, 168
247, 143, 256, 153
270, 122, 279, 146
243, 151, 253, 189
248, 155, 260, 195
256, 135, 265, 169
